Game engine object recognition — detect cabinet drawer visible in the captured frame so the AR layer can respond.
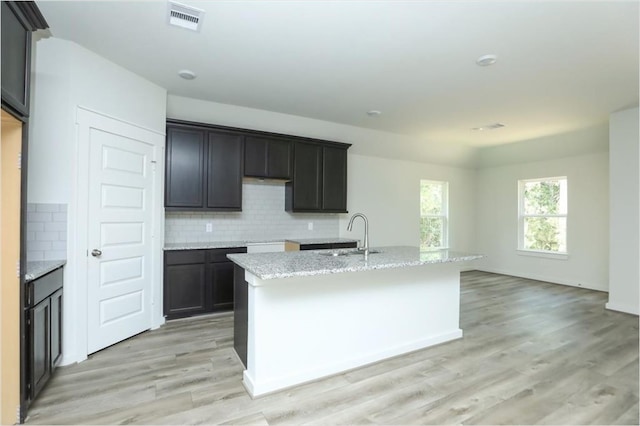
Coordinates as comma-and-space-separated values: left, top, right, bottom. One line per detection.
30, 267, 63, 307
165, 250, 206, 265
207, 247, 247, 263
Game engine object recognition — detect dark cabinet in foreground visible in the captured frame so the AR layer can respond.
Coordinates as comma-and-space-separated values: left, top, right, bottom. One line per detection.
164, 247, 247, 320
27, 266, 63, 402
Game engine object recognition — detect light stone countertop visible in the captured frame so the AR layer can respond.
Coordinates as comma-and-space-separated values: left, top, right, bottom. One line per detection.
164, 241, 252, 250
227, 246, 483, 280
25, 260, 66, 282
164, 238, 358, 251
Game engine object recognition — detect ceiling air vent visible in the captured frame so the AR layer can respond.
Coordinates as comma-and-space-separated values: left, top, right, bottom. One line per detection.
167, 1, 204, 32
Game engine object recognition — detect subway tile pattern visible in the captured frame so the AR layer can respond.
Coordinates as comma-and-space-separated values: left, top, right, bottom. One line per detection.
26, 203, 68, 261
165, 181, 340, 243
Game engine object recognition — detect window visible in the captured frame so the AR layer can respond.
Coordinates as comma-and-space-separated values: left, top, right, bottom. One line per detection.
518, 177, 568, 255
420, 180, 448, 250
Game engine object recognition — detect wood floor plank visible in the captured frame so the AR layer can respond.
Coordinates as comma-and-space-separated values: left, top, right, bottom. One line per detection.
25, 271, 639, 425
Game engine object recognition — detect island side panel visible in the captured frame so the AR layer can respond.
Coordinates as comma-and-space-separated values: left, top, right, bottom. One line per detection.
243, 262, 462, 397
233, 264, 248, 368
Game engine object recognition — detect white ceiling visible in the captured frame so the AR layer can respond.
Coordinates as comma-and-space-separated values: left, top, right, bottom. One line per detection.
37, 0, 639, 148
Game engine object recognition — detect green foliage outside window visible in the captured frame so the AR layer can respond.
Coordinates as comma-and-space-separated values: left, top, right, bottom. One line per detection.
420, 181, 447, 250
521, 179, 567, 252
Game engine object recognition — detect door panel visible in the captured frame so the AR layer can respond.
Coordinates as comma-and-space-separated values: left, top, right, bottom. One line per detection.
50, 289, 63, 368
292, 142, 322, 210
165, 127, 205, 208
29, 300, 50, 399
322, 146, 348, 211
87, 121, 155, 354
207, 131, 243, 210
211, 262, 234, 311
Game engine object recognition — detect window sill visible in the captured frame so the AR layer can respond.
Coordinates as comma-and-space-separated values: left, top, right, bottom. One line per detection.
517, 249, 569, 260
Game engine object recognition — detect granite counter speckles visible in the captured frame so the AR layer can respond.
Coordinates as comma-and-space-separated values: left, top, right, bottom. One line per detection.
164, 241, 251, 250
227, 246, 483, 280
25, 260, 66, 282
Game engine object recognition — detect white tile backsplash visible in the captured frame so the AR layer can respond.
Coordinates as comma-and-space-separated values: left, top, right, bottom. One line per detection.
165, 181, 341, 243
27, 203, 67, 261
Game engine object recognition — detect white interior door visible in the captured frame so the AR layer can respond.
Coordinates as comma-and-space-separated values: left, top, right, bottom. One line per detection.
86, 114, 156, 354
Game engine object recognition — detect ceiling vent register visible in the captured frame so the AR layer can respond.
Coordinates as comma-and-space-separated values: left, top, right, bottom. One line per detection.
167, 1, 204, 32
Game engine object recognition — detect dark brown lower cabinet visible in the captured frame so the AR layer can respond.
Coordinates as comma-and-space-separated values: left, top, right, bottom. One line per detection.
211, 261, 235, 311
164, 247, 247, 320
27, 267, 63, 402
164, 250, 208, 318
29, 298, 50, 399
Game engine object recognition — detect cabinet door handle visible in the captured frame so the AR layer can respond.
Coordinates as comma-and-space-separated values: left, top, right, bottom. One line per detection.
91, 249, 102, 257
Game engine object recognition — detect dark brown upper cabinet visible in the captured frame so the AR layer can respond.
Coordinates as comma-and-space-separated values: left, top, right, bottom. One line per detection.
165, 127, 206, 208
207, 131, 244, 210
165, 122, 244, 211
244, 136, 292, 179
286, 141, 350, 213
1, 2, 47, 118
322, 145, 348, 211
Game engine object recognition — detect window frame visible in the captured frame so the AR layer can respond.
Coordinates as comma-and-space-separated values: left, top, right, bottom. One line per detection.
517, 176, 569, 260
419, 180, 449, 250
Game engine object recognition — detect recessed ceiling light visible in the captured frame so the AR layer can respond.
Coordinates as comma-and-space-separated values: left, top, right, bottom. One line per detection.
178, 69, 197, 80
367, 110, 382, 117
473, 122, 506, 131
476, 54, 497, 66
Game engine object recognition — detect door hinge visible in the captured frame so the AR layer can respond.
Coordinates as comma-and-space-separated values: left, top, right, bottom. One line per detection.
17, 152, 22, 169
151, 160, 157, 172
16, 260, 20, 278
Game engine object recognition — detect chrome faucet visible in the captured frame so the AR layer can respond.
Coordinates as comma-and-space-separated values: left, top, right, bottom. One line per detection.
347, 213, 369, 257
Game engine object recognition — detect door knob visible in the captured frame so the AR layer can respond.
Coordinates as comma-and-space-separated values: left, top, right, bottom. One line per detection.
91, 249, 102, 257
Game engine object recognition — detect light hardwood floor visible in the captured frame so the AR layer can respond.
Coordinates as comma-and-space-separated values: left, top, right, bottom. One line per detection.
26, 271, 639, 425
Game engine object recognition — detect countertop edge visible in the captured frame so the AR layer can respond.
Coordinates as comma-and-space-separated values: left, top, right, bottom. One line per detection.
164, 238, 358, 251
227, 248, 483, 281
25, 260, 66, 283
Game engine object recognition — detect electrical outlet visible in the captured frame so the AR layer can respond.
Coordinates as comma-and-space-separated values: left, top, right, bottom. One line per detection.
206, 223, 213, 233
308, 222, 314, 231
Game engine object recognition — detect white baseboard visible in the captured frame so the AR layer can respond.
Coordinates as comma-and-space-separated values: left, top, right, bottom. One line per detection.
605, 302, 639, 316
475, 267, 608, 292
244, 329, 463, 397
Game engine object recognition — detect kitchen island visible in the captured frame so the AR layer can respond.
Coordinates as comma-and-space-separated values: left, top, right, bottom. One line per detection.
227, 246, 482, 397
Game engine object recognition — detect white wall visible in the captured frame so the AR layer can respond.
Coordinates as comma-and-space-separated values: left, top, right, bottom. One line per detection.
475, 143, 609, 291
167, 96, 477, 256
607, 107, 639, 315
341, 154, 476, 254
29, 37, 167, 365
